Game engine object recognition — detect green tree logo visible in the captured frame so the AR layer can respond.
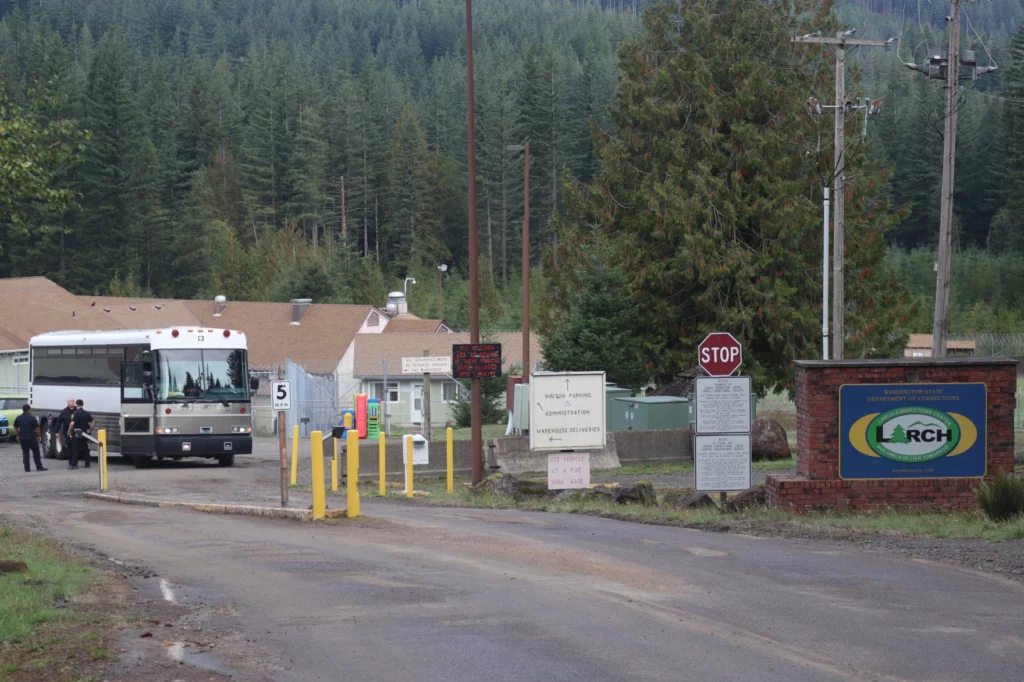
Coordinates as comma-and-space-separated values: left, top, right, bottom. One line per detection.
889, 424, 910, 444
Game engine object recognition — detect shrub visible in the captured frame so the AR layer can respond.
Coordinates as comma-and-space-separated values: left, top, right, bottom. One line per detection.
975, 472, 1024, 522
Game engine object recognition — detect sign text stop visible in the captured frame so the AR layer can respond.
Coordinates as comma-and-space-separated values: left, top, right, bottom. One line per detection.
698, 332, 743, 377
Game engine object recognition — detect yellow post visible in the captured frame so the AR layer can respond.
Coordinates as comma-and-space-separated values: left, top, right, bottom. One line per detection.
98, 429, 108, 491
379, 432, 387, 497
344, 412, 353, 430
310, 431, 326, 520
290, 424, 299, 486
331, 439, 339, 493
347, 430, 361, 518
405, 434, 414, 498
446, 427, 454, 494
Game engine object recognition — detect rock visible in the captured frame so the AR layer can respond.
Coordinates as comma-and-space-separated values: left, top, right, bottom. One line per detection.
612, 481, 658, 507
473, 474, 548, 500
724, 485, 767, 513
579, 485, 616, 503
662, 492, 717, 510
0, 560, 29, 574
751, 417, 791, 461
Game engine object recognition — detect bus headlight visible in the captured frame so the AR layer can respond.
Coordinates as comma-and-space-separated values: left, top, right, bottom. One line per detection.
156, 427, 180, 434
232, 426, 252, 434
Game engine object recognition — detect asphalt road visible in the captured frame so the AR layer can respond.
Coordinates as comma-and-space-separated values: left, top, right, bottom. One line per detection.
2, 441, 1023, 681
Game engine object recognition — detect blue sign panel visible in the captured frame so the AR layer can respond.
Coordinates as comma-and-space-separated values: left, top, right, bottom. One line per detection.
839, 383, 986, 480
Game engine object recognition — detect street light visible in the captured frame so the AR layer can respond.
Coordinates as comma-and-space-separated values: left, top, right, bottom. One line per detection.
404, 277, 416, 297
437, 264, 448, 320
506, 143, 531, 384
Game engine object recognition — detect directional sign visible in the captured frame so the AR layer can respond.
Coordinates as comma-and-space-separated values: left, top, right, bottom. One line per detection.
529, 372, 606, 452
271, 380, 291, 411
402, 356, 452, 375
698, 332, 743, 377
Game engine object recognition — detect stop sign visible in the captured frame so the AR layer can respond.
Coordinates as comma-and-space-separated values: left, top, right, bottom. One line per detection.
698, 332, 742, 376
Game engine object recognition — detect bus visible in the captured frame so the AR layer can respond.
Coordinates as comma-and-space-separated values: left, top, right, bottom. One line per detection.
29, 327, 258, 468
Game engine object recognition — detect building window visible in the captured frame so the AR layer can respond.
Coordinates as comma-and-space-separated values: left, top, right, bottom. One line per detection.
370, 382, 399, 403
443, 381, 465, 402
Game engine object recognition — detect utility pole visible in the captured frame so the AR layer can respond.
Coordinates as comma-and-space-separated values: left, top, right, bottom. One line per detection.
507, 143, 531, 384
465, 0, 483, 485
932, 1, 962, 359
792, 31, 890, 360
897, 0, 996, 357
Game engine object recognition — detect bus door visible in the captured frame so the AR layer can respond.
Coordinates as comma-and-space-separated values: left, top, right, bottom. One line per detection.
120, 361, 154, 456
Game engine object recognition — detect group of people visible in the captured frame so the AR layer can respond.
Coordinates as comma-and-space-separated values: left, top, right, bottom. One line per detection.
16, 397, 95, 473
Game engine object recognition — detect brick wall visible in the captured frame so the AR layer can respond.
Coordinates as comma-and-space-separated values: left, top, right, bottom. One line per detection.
768, 358, 1018, 511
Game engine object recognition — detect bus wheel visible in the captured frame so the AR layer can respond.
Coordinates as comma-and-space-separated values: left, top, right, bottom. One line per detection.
132, 455, 152, 468
217, 455, 235, 467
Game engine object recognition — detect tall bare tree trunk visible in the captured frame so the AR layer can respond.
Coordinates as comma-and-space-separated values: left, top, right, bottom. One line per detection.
487, 200, 493, 275
340, 176, 348, 257
501, 168, 508, 286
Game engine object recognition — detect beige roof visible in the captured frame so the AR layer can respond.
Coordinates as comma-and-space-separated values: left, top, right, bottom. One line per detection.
381, 317, 450, 334
0, 277, 378, 371
353, 332, 541, 377
906, 334, 976, 350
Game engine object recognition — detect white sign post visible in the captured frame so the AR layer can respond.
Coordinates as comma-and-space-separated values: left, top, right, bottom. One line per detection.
694, 434, 752, 492
529, 372, 606, 452
401, 356, 452, 375
547, 453, 591, 490
272, 380, 292, 412
695, 376, 751, 434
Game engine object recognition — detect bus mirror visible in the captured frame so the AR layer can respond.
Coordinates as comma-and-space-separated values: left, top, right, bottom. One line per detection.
142, 371, 154, 386
249, 376, 260, 391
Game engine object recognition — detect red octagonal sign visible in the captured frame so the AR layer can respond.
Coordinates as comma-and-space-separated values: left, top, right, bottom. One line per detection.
698, 332, 743, 377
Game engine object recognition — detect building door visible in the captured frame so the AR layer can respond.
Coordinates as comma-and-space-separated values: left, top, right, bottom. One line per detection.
412, 384, 423, 425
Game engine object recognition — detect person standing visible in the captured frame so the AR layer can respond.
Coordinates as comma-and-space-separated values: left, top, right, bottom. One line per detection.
14, 404, 46, 473
68, 399, 94, 470
55, 397, 76, 458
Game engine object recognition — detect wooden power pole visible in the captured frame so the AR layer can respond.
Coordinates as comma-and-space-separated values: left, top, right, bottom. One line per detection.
931, 0, 962, 359
792, 31, 889, 360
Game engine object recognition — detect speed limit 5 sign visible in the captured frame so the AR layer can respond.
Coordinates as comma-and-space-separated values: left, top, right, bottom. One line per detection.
271, 381, 291, 411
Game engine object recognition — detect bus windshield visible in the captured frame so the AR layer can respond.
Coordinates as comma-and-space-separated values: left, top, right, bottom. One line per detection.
155, 349, 249, 401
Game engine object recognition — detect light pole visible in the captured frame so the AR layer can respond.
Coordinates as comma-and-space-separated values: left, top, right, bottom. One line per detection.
437, 264, 448, 320
404, 277, 416, 297
506, 143, 530, 383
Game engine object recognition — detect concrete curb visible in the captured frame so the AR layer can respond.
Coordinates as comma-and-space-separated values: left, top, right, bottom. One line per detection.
82, 492, 348, 521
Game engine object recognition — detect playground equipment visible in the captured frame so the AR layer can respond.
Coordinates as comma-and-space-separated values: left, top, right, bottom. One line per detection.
355, 394, 368, 438
367, 399, 381, 439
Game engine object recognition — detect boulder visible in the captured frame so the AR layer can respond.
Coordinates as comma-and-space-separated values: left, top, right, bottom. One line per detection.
724, 485, 767, 513
473, 474, 548, 500
662, 492, 717, 511
612, 481, 658, 507
579, 485, 616, 503
751, 417, 791, 461
0, 560, 29, 574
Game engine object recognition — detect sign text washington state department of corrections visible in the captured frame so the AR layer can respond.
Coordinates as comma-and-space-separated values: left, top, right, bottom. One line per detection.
529, 372, 606, 452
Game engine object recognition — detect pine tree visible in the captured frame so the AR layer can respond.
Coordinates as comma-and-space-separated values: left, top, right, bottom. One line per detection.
992, 23, 1024, 251
384, 103, 430, 265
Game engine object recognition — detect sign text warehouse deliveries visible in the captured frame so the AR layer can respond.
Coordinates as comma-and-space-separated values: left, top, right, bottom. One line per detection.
839, 383, 986, 479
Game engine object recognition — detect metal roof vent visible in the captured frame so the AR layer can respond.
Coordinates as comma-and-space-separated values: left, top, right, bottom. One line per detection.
291, 298, 312, 325
213, 295, 227, 317
385, 291, 408, 318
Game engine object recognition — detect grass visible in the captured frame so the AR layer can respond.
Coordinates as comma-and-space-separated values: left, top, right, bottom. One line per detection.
428, 424, 507, 442
0, 524, 125, 682
352, 476, 1024, 543
0, 527, 92, 644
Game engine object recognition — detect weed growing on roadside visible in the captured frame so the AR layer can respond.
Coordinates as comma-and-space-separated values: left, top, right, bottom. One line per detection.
975, 472, 1024, 522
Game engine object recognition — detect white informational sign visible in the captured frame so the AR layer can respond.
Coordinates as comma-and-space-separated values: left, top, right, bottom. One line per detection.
529, 372, 606, 452
694, 434, 752, 492
695, 376, 751, 434
547, 453, 591, 490
401, 356, 452, 375
271, 380, 291, 411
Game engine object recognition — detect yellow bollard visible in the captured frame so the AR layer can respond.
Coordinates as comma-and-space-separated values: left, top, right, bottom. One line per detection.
379, 432, 387, 497
347, 430, 360, 518
310, 431, 326, 520
446, 427, 454, 494
405, 434, 414, 498
331, 437, 339, 492
98, 429, 108, 491
290, 425, 299, 486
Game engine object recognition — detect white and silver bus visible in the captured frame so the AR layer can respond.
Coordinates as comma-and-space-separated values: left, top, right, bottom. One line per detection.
29, 327, 257, 467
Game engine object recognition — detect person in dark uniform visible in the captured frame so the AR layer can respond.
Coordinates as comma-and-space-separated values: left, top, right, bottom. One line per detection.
14, 404, 46, 473
67, 399, 94, 470
54, 397, 76, 457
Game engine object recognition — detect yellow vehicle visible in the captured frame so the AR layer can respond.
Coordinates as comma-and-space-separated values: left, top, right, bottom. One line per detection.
0, 396, 26, 441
